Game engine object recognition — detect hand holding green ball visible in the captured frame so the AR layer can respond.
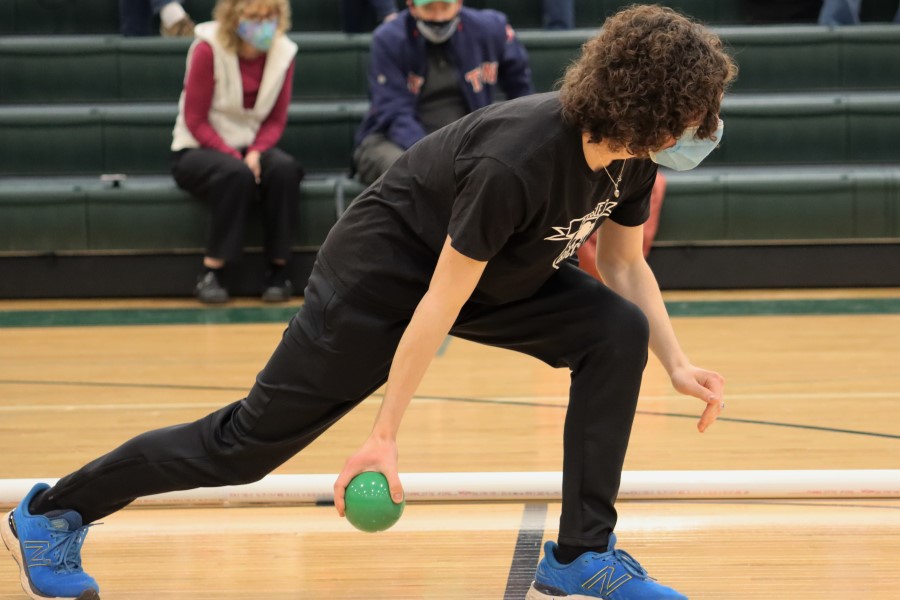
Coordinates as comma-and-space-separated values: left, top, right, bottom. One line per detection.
343, 471, 405, 532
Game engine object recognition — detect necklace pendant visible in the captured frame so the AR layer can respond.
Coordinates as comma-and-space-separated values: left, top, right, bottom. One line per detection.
614, 189, 620, 198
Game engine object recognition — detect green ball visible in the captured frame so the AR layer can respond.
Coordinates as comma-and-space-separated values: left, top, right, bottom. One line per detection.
344, 471, 405, 533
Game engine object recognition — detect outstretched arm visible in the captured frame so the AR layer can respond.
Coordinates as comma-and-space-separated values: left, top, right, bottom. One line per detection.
596, 220, 725, 432
333, 236, 487, 515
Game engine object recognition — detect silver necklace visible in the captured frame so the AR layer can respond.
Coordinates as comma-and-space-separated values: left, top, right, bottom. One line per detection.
602, 161, 627, 198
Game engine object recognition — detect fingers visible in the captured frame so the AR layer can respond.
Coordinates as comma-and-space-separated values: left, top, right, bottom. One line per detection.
674, 368, 725, 433
243, 158, 261, 183
334, 436, 400, 515
697, 396, 723, 433
696, 371, 726, 433
704, 372, 725, 404
333, 471, 352, 517
384, 470, 405, 504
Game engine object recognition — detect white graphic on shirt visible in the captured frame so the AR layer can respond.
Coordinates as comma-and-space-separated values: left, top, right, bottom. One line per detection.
544, 198, 618, 269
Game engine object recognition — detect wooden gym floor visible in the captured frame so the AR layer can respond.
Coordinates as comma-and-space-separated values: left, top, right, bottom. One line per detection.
0, 288, 898, 599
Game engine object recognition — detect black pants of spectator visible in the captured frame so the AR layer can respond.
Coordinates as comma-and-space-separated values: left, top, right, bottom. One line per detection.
543, 0, 575, 30
119, 0, 178, 36
171, 148, 304, 263
739, 0, 821, 23
32, 261, 648, 548
340, 0, 396, 33
353, 133, 405, 186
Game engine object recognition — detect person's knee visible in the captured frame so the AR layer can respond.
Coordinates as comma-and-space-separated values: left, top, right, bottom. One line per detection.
264, 153, 303, 185
586, 296, 650, 360
218, 159, 257, 188
354, 135, 404, 185
614, 299, 650, 350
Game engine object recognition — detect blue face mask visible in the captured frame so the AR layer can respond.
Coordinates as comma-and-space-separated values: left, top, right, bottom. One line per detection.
649, 119, 724, 171
237, 18, 278, 52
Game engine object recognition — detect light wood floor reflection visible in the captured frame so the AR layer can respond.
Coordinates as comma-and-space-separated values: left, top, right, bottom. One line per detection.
1, 289, 899, 598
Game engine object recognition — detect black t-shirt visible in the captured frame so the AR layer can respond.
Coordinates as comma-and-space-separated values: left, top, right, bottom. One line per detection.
318, 92, 657, 313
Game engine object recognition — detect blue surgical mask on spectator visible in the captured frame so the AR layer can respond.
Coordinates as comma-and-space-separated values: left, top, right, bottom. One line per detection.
649, 119, 724, 171
416, 16, 460, 44
237, 18, 278, 52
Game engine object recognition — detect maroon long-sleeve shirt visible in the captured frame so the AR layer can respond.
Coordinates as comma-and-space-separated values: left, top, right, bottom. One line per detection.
183, 41, 295, 159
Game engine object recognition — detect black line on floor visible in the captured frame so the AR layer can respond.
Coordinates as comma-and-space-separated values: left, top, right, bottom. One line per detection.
0, 379, 246, 392
1, 380, 898, 440
422, 396, 900, 441
504, 503, 547, 600
418, 395, 900, 441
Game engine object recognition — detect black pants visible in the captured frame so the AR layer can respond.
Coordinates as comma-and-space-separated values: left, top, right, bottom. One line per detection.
38, 262, 648, 547
353, 133, 404, 186
171, 147, 304, 263
340, 0, 396, 32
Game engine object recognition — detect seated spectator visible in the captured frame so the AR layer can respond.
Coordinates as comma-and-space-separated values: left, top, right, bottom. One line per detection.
342, 0, 399, 33
819, 0, 900, 24
171, 0, 304, 304
120, 0, 196, 37
353, 0, 534, 186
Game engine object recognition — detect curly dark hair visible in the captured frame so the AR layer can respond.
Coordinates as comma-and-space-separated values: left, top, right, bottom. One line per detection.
560, 4, 737, 156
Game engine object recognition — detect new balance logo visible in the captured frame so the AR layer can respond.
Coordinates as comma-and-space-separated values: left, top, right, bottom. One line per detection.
24, 540, 52, 567
582, 566, 632, 595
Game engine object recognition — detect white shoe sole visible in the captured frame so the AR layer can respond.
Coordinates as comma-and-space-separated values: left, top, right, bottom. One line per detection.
526, 582, 597, 599
2, 510, 98, 600
1, 509, 37, 600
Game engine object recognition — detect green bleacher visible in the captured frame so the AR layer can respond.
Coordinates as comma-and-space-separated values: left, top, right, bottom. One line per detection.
0, 102, 368, 174
0, 176, 343, 251
3, 93, 900, 178
1, 2, 899, 297
5, 27, 900, 105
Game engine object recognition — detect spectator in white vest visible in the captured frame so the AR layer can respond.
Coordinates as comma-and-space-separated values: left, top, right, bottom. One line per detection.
171, 0, 305, 303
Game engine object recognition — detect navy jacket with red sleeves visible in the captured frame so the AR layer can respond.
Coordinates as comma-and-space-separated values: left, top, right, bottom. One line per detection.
353, 7, 533, 151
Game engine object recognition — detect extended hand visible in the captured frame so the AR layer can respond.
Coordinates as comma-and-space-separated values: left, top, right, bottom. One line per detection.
333, 435, 404, 517
670, 365, 726, 433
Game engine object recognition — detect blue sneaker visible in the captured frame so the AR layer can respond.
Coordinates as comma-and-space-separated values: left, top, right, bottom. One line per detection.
527, 534, 687, 599
1, 483, 100, 600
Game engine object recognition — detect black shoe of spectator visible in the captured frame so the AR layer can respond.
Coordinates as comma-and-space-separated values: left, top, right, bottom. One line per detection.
195, 270, 229, 304
261, 265, 292, 303
261, 281, 292, 303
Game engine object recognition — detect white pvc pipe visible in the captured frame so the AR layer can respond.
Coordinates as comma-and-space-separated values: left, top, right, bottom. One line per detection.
1, 470, 898, 509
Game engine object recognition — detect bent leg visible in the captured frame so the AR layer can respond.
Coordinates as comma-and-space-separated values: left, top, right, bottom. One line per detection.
451, 263, 649, 548
172, 148, 257, 262
353, 134, 404, 186
259, 147, 304, 263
